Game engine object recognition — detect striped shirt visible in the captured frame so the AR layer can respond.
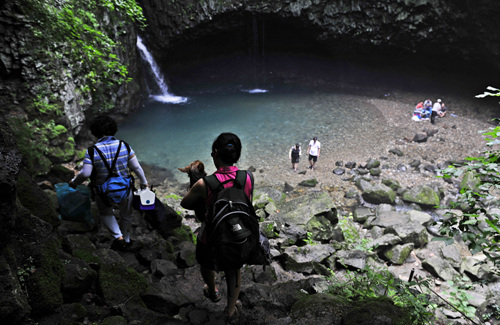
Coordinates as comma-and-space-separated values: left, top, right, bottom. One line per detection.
83, 136, 135, 185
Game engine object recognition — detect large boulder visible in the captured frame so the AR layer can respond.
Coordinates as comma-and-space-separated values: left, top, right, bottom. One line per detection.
290, 293, 349, 325
269, 192, 337, 227
279, 244, 335, 275
384, 221, 429, 248
422, 255, 461, 281
402, 185, 441, 208
358, 180, 396, 205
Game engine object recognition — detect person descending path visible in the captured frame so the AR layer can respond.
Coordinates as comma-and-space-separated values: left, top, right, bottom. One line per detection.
307, 137, 321, 170
181, 133, 255, 323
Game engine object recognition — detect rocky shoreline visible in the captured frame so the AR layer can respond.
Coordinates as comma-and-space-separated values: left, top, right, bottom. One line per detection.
154, 89, 495, 209
3, 89, 499, 325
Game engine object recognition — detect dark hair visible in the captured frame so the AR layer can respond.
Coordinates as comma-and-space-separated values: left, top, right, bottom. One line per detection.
212, 132, 242, 164
89, 114, 118, 139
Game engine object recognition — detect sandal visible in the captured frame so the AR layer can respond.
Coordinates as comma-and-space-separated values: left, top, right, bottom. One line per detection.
224, 300, 242, 324
203, 285, 221, 302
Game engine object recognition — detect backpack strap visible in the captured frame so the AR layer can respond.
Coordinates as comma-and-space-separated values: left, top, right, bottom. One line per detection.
93, 141, 123, 179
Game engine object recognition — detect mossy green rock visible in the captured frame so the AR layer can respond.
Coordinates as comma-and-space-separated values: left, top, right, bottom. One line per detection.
402, 185, 440, 207
26, 238, 65, 314
46, 138, 76, 163
291, 293, 349, 324
305, 215, 336, 242
173, 225, 194, 243
344, 297, 413, 325
298, 178, 318, 187
16, 169, 59, 227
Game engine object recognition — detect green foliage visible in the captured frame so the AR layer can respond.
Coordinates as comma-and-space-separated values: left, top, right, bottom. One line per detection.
338, 213, 372, 251
328, 265, 437, 324
436, 87, 500, 273
16, 256, 36, 291
21, 0, 146, 108
304, 232, 317, 246
8, 115, 70, 174
165, 194, 182, 200
443, 280, 476, 320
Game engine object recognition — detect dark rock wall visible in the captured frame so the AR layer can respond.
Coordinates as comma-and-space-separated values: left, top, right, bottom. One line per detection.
0, 0, 142, 135
139, 0, 500, 70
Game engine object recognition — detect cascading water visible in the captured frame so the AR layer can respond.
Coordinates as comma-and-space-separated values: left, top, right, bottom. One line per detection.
136, 36, 188, 104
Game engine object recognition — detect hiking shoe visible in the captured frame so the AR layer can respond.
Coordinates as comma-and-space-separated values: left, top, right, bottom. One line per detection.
111, 238, 127, 251
225, 300, 242, 324
203, 285, 221, 303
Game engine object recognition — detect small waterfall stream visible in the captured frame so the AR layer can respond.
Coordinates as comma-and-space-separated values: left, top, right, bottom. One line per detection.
136, 36, 188, 104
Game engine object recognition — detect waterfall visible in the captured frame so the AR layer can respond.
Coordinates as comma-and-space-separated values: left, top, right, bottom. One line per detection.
242, 17, 268, 94
136, 36, 188, 104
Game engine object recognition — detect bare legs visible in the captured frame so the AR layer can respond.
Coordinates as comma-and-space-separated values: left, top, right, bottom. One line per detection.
200, 266, 241, 317
224, 268, 241, 317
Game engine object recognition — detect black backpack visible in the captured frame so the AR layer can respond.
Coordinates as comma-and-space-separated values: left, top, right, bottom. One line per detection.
204, 170, 271, 270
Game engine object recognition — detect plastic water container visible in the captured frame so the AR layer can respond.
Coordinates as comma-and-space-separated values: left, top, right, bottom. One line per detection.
133, 188, 156, 210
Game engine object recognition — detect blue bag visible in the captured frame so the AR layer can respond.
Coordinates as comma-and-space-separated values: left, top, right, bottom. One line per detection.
55, 183, 94, 225
91, 141, 132, 205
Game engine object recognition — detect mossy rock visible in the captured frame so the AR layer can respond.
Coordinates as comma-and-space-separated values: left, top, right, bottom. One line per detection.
16, 169, 59, 227
25, 237, 65, 314
298, 178, 318, 187
173, 225, 194, 243
291, 293, 349, 324
343, 297, 413, 325
46, 138, 76, 163
402, 185, 440, 208
99, 264, 149, 306
102, 316, 128, 325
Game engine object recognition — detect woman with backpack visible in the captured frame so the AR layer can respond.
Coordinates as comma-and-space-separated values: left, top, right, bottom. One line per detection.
69, 114, 148, 251
289, 143, 301, 171
181, 132, 253, 323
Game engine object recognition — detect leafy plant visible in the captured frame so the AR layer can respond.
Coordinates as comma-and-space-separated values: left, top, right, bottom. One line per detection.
304, 232, 317, 245
21, 0, 146, 108
338, 213, 372, 251
443, 280, 477, 320
435, 87, 500, 273
328, 265, 437, 324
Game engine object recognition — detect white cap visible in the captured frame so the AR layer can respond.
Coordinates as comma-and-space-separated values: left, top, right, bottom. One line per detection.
437, 99, 442, 103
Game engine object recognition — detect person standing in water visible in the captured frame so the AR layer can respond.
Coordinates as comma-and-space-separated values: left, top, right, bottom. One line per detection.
289, 143, 301, 171
181, 132, 253, 323
307, 137, 321, 170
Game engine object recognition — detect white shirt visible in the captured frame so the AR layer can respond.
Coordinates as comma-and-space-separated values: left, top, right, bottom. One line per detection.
308, 140, 321, 156
432, 102, 442, 112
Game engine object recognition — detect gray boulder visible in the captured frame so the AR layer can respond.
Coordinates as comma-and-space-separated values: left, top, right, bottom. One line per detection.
269, 192, 337, 227
279, 244, 335, 275
422, 255, 461, 281
359, 180, 396, 205
402, 185, 441, 208
383, 243, 414, 265
384, 221, 429, 248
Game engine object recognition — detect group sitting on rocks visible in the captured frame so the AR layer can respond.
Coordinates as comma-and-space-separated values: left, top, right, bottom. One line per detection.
412, 98, 447, 122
